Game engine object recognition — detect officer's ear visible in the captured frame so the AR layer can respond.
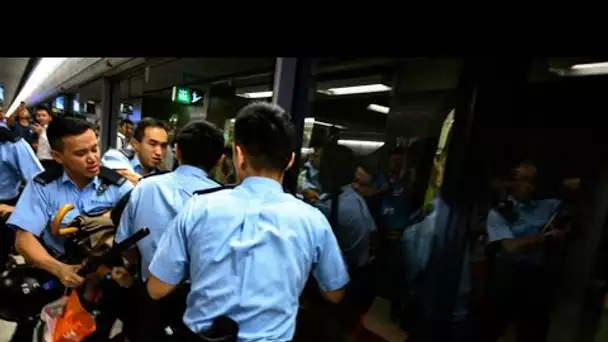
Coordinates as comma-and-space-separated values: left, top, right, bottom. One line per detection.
284, 152, 295, 171
233, 143, 245, 170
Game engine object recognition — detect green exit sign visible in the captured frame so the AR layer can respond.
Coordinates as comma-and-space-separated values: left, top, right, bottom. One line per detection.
171, 86, 192, 104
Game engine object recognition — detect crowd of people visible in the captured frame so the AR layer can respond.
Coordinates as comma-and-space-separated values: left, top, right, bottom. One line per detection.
0, 99, 576, 342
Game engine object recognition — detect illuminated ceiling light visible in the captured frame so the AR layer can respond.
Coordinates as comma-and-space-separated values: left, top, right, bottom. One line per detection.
7, 58, 68, 117
338, 139, 384, 148
570, 62, 608, 70
367, 104, 390, 114
318, 84, 391, 96
236, 91, 273, 99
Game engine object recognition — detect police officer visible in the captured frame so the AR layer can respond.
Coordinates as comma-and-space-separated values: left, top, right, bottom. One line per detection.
314, 143, 377, 335
113, 120, 225, 341
484, 161, 567, 342
297, 141, 323, 203
147, 102, 350, 341
0, 123, 44, 269
101, 117, 169, 184
6, 116, 134, 341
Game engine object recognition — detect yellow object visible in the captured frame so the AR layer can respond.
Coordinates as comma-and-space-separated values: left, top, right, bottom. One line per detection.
51, 204, 75, 236
58, 227, 79, 236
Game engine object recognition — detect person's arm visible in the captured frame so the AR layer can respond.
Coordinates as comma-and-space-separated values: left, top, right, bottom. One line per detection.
486, 210, 546, 253
7, 182, 84, 287
12, 139, 44, 180
147, 200, 195, 300
311, 212, 350, 304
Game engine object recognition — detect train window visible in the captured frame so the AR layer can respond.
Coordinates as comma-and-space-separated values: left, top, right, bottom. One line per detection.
295, 57, 464, 341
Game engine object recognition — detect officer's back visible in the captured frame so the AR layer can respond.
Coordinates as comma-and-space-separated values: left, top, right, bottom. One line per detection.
116, 120, 226, 281
147, 102, 349, 342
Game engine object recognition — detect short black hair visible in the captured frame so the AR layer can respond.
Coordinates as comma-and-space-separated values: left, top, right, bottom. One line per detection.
47, 116, 95, 151
120, 118, 134, 126
35, 105, 51, 114
175, 120, 225, 171
133, 118, 168, 142
319, 144, 356, 191
234, 102, 296, 171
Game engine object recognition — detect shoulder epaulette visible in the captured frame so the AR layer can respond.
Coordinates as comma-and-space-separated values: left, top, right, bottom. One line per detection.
0, 126, 21, 143
143, 170, 169, 179
33, 165, 64, 185
119, 148, 136, 160
194, 185, 235, 196
98, 166, 127, 186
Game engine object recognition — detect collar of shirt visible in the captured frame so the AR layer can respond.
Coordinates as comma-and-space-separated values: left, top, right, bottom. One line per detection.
60, 171, 102, 191
131, 154, 143, 174
173, 164, 208, 179
240, 176, 284, 195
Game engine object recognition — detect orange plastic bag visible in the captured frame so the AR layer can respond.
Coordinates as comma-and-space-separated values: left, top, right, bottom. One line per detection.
51, 289, 97, 342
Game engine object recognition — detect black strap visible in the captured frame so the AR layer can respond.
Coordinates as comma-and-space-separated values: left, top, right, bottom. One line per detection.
98, 166, 127, 186
329, 189, 340, 230
33, 164, 64, 185
119, 148, 135, 160
0, 126, 20, 143
194, 185, 235, 196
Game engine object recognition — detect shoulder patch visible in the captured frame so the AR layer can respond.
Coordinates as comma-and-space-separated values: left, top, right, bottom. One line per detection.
34, 165, 64, 185
194, 185, 235, 196
98, 166, 127, 186
0, 126, 21, 143
119, 148, 136, 160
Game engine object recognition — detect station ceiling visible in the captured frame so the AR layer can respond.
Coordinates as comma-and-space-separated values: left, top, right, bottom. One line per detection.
0, 58, 30, 107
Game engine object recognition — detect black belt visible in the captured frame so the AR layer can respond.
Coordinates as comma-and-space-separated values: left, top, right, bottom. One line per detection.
172, 316, 239, 342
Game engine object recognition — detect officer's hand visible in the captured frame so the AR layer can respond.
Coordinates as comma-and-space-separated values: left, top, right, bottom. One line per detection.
116, 169, 141, 185
110, 266, 134, 288
0, 204, 14, 217
302, 189, 320, 203
57, 264, 85, 288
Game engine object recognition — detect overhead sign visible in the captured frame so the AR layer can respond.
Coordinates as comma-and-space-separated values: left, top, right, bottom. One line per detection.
171, 86, 204, 105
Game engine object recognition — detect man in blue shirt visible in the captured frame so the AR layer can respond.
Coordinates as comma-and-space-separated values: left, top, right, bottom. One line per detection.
298, 143, 323, 203
147, 102, 350, 342
484, 162, 567, 342
6, 116, 133, 341
116, 120, 225, 281
0, 125, 44, 269
101, 117, 169, 185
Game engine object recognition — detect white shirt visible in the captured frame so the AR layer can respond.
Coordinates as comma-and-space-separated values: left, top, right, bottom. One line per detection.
36, 125, 52, 161
116, 132, 129, 150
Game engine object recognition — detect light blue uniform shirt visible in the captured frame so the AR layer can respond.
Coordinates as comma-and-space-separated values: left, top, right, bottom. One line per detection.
315, 185, 377, 268
149, 176, 349, 341
486, 197, 561, 263
297, 161, 322, 193
7, 171, 133, 254
0, 138, 44, 201
101, 148, 145, 174
116, 165, 221, 280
